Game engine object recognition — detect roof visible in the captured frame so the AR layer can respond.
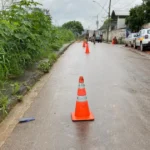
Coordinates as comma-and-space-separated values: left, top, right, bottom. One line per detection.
112, 10, 129, 16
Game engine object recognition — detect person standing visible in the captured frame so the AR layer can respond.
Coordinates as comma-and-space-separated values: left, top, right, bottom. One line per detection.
93, 30, 96, 44
100, 34, 103, 42
85, 30, 89, 42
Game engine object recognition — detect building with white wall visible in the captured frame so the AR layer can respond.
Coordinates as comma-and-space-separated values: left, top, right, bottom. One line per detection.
111, 10, 129, 30
99, 10, 129, 42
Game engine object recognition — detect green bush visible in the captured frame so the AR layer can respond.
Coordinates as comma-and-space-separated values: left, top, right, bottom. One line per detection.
49, 53, 57, 65
0, 93, 8, 115
38, 62, 50, 73
0, 0, 75, 80
11, 82, 21, 95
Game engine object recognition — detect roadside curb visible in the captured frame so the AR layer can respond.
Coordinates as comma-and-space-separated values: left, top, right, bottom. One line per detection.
120, 45, 150, 59
129, 48, 150, 59
0, 41, 75, 122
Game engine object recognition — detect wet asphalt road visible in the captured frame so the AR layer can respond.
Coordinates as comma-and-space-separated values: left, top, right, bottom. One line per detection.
1, 42, 150, 150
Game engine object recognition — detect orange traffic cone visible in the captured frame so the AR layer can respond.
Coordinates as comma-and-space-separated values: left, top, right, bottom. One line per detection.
112, 40, 114, 45
83, 40, 86, 47
85, 43, 90, 54
71, 76, 94, 121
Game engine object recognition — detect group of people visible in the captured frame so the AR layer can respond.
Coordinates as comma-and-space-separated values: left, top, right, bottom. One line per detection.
85, 30, 96, 44
85, 30, 103, 44
85, 30, 118, 44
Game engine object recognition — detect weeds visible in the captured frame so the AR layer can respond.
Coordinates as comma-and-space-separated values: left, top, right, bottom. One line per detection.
38, 62, 50, 73
0, 0, 75, 118
0, 0, 75, 81
16, 95, 23, 102
11, 82, 20, 95
0, 93, 8, 115
49, 53, 57, 65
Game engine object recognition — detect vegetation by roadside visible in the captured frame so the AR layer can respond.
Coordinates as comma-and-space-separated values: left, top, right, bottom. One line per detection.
0, 0, 75, 120
62, 21, 84, 36
126, 0, 150, 31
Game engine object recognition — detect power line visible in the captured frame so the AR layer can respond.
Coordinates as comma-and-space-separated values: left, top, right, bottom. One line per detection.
111, 0, 122, 7
94, 0, 109, 17
94, 0, 109, 25
92, 0, 110, 29
93, 1, 108, 14
113, 0, 139, 10
102, 0, 110, 10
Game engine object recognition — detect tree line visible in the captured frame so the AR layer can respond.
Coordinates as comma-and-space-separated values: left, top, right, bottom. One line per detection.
125, 0, 150, 32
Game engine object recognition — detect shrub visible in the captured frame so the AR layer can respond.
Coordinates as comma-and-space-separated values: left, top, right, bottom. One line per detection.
49, 53, 57, 65
0, 93, 8, 115
38, 62, 50, 73
0, 0, 75, 80
11, 82, 21, 95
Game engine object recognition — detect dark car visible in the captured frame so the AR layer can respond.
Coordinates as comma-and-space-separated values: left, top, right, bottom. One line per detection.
95, 34, 102, 43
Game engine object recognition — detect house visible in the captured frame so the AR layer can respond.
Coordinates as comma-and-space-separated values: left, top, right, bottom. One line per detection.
110, 10, 130, 41
82, 30, 94, 37
99, 24, 108, 40
111, 10, 129, 30
99, 10, 129, 42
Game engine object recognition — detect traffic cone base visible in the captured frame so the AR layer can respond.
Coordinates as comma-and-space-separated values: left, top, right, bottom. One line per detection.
71, 100, 94, 121
71, 112, 94, 121
85, 44, 90, 54
112, 40, 115, 45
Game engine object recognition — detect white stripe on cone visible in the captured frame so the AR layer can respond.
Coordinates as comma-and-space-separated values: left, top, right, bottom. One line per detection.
77, 95, 87, 102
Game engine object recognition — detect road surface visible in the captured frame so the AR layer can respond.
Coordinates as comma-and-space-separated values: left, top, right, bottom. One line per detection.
1, 42, 150, 150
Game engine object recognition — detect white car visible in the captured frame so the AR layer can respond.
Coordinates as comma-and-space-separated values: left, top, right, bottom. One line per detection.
125, 33, 138, 47
134, 28, 150, 51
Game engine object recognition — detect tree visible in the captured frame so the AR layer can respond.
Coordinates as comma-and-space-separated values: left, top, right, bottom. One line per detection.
62, 21, 84, 35
143, 0, 150, 23
126, 1, 150, 32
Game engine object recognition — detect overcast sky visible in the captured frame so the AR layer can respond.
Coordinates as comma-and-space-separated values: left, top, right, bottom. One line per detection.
38, 0, 142, 29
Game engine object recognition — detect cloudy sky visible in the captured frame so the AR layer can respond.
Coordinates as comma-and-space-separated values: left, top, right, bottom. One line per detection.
38, 0, 142, 29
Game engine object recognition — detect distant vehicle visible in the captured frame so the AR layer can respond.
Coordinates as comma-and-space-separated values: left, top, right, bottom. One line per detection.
134, 28, 150, 51
125, 33, 138, 47
95, 34, 102, 43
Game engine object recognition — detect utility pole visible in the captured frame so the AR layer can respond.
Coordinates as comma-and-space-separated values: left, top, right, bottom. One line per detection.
106, 0, 112, 43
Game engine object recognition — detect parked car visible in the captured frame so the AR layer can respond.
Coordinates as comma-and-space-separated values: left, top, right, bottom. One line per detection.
134, 28, 150, 51
125, 33, 138, 47
95, 34, 102, 43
